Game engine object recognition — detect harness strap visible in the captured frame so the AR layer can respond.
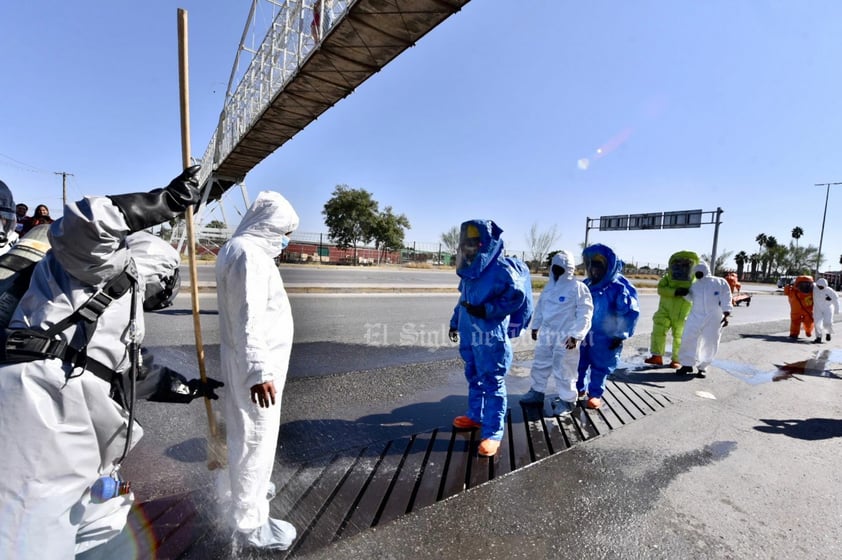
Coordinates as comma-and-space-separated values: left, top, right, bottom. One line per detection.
44, 261, 138, 338
1, 261, 139, 408
1, 329, 126, 405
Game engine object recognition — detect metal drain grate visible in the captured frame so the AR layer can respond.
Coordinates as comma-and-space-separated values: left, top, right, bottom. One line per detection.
132, 380, 673, 559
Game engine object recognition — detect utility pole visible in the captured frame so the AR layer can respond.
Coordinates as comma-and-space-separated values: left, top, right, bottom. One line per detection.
54, 171, 74, 207
813, 181, 841, 277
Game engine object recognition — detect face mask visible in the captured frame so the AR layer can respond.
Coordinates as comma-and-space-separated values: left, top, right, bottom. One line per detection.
281, 235, 290, 250
671, 259, 692, 281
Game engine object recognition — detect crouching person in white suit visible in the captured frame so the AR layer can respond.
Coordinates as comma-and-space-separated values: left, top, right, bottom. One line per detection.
0, 166, 224, 559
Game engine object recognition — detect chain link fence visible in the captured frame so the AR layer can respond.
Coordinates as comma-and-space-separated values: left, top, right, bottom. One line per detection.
168, 224, 666, 273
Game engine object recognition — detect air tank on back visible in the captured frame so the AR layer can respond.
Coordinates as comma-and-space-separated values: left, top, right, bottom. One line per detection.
0, 225, 51, 328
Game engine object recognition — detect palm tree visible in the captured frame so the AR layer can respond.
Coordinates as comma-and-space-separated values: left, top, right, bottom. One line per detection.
791, 226, 804, 270
749, 253, 760, 281
734, 251, 748, 280
764, 236, 778, 278
755, 233, 768, 257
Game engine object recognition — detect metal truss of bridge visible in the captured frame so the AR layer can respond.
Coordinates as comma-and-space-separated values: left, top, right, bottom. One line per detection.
195, 0, 470, 204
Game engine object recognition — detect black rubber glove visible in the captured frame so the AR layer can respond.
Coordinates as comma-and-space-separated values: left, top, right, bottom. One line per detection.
674, 287, 689, 297
448, 328, 459, 343
531, 329, 539, 341
461, 302, 487, 318
608, 337, 623, 350
720, 311, 730, 327
149, 368, 223, 403
108, 165, 202, 232
189, 377, 224, 400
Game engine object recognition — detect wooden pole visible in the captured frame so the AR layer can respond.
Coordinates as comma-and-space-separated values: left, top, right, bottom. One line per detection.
177, 8, 223, 469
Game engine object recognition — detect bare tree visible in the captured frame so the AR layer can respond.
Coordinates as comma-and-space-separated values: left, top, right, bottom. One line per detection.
440, 226, 460, 254
525, 222, 559, 271
701, 250, 733, 276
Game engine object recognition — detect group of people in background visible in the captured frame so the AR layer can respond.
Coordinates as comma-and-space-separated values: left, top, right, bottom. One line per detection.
516, 242, 641, 412
14, 201, 54, 236
514, 243, 841, 425
784, 275, 840, 343
514, 244, 733, 423
449, 221, 641, 459
642, 250, 733, 378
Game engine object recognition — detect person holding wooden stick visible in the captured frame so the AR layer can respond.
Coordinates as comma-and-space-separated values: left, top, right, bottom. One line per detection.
0, 166, 224, 558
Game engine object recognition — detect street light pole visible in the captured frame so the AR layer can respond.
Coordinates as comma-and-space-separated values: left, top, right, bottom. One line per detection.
813, 181, 841, 277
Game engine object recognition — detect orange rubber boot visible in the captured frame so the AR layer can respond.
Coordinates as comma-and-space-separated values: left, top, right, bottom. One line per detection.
453, 416, 482, 430
586, 397, 602, 410
644, 355, 663, 366
478, 439, 501, 457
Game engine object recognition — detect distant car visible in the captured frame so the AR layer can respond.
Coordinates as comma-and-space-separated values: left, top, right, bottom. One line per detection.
777, 276, 794, 288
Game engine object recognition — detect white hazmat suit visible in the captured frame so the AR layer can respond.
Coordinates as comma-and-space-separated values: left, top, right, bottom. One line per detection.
813, 278, 839, 342
678, 262, 733, 373
523, 251, 593, 408
215, 191, 299, 550
0, 205, 207, 558
0, 167, 222, 559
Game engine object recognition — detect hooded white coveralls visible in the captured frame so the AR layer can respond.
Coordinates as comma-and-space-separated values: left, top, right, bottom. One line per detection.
813, 278, 839, 339
528, 251, 593, 402
215, 191, 299, 535
678, 262, 733, 371
0, 198, 180, 559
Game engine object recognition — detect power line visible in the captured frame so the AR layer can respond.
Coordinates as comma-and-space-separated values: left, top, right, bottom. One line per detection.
0, 152, 49, 174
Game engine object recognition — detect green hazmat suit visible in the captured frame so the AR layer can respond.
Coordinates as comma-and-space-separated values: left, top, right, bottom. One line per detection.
648, 250, 699, 361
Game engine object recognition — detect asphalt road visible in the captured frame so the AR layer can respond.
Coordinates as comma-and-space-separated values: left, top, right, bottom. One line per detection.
122, 277, 842, 559
130, 286, 791, 492
184, 263, 459, 287
144, 288, 788, 378
186, 263, 786, 291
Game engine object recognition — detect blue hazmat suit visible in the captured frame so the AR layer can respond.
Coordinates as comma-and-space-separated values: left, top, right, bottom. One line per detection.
577, 244, 640, 399
449, 220, 528, 441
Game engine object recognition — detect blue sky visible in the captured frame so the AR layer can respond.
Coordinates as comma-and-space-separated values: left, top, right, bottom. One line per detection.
3, 1, 841, 271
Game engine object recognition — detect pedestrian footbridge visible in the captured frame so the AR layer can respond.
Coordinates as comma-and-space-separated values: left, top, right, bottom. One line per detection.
196, 0, 471, 203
